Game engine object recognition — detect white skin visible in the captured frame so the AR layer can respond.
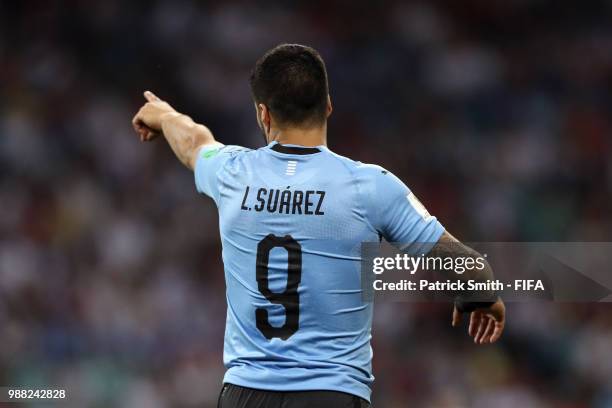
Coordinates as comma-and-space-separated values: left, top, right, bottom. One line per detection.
132, 91, 505, 344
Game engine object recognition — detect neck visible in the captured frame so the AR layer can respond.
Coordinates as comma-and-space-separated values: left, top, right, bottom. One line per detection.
268, 123, 327, 147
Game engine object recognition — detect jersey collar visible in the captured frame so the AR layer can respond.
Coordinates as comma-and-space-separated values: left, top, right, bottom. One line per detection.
268, 141, 323, 155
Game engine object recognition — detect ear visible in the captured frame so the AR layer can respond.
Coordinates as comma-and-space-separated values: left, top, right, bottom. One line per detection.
326, 95, 333, 118
258, 103, 271, 130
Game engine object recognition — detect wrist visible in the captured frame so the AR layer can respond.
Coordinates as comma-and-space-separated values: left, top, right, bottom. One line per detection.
454, 296, 500, 313
160, 111, 183, 127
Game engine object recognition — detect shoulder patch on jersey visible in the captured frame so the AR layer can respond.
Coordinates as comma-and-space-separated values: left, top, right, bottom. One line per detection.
407, 192, 433, 221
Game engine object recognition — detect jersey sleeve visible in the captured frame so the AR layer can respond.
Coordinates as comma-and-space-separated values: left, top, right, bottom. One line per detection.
362, 166, 445, 254
194, 144, 248, 204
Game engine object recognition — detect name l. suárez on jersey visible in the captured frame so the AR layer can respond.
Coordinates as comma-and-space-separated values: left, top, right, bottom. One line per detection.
240, 186, 326, 215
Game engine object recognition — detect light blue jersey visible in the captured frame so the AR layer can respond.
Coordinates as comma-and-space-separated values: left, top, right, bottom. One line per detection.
194, 141, 444, 401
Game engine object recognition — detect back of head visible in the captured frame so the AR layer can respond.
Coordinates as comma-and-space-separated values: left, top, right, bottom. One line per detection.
250, 44, 329, 128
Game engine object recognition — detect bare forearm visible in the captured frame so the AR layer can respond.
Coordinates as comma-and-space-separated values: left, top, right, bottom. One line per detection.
428, 231, 497, 304
160, 112, 218, 170
430, 231, 494, 283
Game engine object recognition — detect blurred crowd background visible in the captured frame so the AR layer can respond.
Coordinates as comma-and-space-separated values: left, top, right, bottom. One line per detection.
1, 0, 612, 407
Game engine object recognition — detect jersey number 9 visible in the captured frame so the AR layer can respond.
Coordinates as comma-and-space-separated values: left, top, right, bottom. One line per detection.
255, 234, 302, 340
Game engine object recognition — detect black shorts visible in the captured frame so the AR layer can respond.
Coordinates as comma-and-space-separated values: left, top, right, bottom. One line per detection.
217, 383, 371, 408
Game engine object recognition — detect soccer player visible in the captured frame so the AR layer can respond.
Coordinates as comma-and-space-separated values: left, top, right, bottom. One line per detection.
132, 44, 505, 408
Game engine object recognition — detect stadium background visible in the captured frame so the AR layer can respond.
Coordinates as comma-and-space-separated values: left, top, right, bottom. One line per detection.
1, 1, 612, 407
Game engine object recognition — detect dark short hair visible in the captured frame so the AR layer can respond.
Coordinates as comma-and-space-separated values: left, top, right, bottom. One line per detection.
250, 44, 329, 127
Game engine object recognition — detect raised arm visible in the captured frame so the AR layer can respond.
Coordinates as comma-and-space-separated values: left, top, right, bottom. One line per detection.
131, 91, 221, 170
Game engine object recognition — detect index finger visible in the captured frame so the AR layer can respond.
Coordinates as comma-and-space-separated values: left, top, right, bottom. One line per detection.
144, 90, 161, 102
